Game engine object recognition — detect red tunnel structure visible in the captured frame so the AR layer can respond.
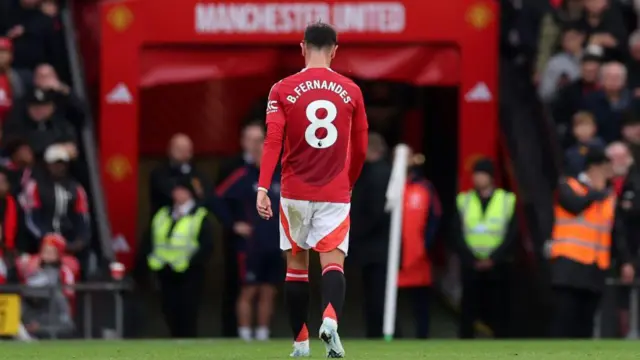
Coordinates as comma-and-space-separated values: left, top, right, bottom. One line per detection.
98, 0, 499, 266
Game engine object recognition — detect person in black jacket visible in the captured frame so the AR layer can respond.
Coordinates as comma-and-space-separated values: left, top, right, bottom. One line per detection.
350, 132, 392, 338
3, 88, 77, 158
137, 178, 214, 338
217, 120, 265, 182
4, 0, 59, 71
149, 133, 210, 214
549, 148, 635, 338
216, 120, 265, 338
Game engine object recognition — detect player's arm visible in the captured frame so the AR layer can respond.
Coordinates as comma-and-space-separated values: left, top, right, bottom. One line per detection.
258, 83, 285, 191
348, 89, 369, 189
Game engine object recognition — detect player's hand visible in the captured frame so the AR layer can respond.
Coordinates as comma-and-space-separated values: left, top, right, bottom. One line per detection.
256, 190, 273, 220
233, 222, 253, 238
621, 263, 635, 284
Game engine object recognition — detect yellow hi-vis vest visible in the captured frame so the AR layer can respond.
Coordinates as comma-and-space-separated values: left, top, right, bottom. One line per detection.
456, 189, 516, 259
147, 206, 208, 272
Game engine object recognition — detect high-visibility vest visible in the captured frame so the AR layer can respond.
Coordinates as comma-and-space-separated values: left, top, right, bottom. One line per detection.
551, 177, 615, 269
456, 189, 516, 259
147, 206, 207, 272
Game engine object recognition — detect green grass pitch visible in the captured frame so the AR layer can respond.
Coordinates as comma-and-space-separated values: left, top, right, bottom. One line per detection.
3, 340, 640, 359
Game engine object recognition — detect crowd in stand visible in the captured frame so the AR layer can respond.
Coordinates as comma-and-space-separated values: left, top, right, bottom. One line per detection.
519, 0, 640, 337
0, 0, 91, 340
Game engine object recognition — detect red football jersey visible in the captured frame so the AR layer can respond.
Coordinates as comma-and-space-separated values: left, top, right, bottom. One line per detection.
261, 68, 368, 203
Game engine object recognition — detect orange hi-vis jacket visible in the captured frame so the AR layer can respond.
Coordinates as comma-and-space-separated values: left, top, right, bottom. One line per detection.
398, 179, 441, 288
551, 177, 615, 270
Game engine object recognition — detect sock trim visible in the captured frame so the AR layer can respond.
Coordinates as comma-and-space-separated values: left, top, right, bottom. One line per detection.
322, 303, 338, 321
286, 268, 309, 282
322, 263, 343, 275
295, 323, 309, 342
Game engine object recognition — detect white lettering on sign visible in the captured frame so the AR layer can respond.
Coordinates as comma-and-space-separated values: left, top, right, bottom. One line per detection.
195, 2, 406, 34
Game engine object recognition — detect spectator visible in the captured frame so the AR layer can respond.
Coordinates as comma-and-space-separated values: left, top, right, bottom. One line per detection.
552, 49, 602, 137
0, 37, 26, 124
564, 111, 605, 175
577, 0, 627, 61
3, 88, 77, 158
22, 144, 90, 259
452, 158, 518, 339
5, 0, 59, 71
535, 0, 585, 82
626, 30, 640, 98
582, 62, 631, 143
215, 120, 265, 337
32, 64, 83, 125
139, 178, 214, 338
2, 137, 33, 195
218, 128, 280, 342
539, 24, 586, 103
16, 233, 78, 339
549, 147, 634, 338
617, 143, 640, 338
149, 133, 210, 214
0, 168, 26, 258
622, 110, 640, 161
217, 120, 265, 182
350, 132, 391, 338
606, 141, 633, 195
396, 147, 441, 339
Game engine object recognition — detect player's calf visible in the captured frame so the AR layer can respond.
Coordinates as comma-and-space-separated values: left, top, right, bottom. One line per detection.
319, 250, 346, 358
285, 250, 311, 356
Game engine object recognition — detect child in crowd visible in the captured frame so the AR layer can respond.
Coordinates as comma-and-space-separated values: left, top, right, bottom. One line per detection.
564, 111, 606, 176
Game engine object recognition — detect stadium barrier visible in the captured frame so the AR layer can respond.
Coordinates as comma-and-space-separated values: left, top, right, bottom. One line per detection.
0, 282, 132, 339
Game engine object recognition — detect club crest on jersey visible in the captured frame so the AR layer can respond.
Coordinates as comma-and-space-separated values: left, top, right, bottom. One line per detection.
266, 100, 278, 114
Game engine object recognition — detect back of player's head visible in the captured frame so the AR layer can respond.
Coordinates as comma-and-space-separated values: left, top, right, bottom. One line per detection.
303, 21, 337, 50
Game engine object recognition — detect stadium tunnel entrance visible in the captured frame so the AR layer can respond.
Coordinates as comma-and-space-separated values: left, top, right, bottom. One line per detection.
97, 0, 499, 337
134, 45, 461, 337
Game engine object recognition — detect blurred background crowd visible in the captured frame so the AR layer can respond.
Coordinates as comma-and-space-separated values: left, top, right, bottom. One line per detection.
2, 0, 640, 341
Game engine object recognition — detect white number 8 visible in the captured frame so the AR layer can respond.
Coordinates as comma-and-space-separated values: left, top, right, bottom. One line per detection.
305, 100, 337, 149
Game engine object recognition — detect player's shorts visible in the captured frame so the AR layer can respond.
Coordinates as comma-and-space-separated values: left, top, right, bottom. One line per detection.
279, 197, 350, 255
240, 249, 283, 286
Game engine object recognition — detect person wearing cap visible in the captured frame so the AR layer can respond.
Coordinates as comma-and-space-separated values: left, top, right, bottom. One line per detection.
3, 87, 76, 157
452, 158, 518, 339
22, 144, 90, 258
139, 177, 214, 338
0, 37, 26, 124
16, 233, 79, 339
549, 147, 635, 338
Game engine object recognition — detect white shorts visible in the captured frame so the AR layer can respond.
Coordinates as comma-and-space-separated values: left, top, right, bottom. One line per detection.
279, 197, 350, 255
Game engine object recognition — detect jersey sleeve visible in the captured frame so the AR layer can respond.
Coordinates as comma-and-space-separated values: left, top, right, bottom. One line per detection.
265, 82, 286, 127
348, 88, 369, 188
259, 82, 285, 190
353, 87, 369, 132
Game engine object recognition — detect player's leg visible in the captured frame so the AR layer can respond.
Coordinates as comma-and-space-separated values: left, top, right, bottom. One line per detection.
280, 197, 312, 357
311, 202, 351, 358
284, 249, 311, 356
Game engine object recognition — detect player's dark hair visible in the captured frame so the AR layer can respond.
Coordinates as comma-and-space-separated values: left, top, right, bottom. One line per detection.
303, 21, 337, 49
